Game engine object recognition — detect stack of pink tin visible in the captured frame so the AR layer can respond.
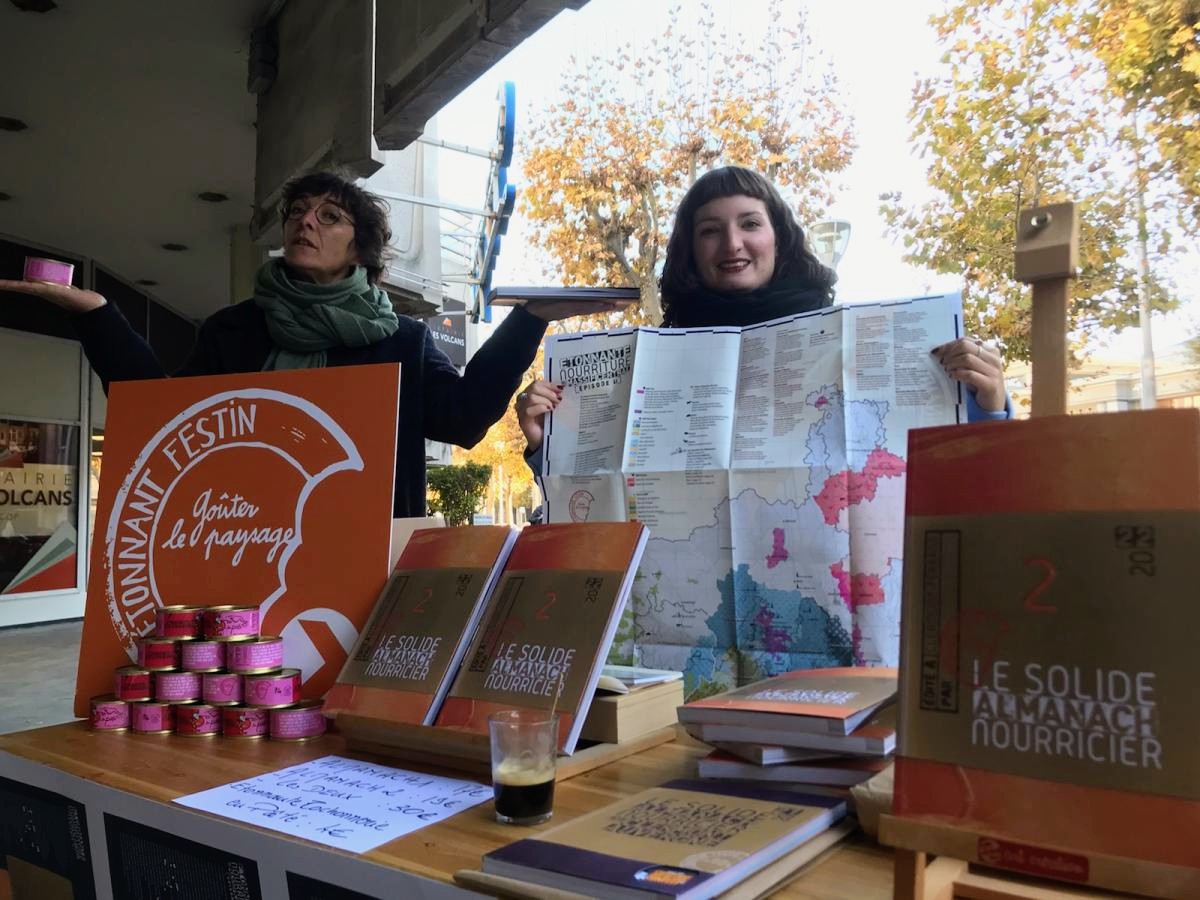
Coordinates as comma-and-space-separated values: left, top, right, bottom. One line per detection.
90, 604, 326, 742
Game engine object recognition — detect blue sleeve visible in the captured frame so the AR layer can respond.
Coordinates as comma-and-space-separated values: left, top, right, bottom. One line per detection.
965, 390, 1013, 422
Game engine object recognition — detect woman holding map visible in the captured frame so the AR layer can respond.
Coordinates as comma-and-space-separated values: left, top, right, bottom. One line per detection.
1, 171, 612, 518
516, 165, 1009, 464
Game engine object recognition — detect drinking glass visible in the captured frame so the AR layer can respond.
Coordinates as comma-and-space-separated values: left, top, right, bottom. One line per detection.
488, 709, 558, 825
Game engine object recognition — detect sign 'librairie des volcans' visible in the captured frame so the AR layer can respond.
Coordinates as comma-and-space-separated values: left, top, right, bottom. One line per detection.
73, 365, 399, 716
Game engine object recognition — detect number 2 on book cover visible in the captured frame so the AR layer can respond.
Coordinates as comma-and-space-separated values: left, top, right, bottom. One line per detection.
535, 591, 556, 620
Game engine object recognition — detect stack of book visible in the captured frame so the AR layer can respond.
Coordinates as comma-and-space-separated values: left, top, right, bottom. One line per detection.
677, 667, 898, 797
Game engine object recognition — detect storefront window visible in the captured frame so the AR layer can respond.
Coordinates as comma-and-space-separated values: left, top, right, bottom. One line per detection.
0, 419, 80, 595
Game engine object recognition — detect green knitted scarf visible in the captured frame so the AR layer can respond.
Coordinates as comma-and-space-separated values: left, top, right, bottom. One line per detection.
253, 261, 399, 369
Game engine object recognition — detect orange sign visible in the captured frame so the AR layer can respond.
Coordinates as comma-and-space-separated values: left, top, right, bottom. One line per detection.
73, 365, 400, 716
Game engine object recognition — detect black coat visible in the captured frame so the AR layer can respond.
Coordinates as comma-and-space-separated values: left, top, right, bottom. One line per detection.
76, 300, 546, 517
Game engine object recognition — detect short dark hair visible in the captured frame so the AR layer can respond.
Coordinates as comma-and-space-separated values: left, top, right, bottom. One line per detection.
659, 166, 835, 325
279, 171, 392, 284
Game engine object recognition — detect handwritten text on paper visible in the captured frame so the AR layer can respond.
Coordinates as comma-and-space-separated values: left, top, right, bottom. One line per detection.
174, 755, 492, 853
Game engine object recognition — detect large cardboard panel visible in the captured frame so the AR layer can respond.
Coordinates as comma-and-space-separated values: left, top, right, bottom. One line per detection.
74, 365, 399, 716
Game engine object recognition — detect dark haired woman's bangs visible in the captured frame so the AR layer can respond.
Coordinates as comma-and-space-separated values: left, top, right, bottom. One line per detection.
684, 167, 772, 214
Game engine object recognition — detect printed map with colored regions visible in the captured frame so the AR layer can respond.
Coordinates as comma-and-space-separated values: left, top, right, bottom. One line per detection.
608, 384, 911, 700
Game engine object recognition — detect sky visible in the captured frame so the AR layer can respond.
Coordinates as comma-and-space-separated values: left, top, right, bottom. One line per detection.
428, 0, 1198, 361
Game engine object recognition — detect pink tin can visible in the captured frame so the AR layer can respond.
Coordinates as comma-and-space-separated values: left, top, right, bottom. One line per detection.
175, 704, 220, 737
222, 706, 269, 739
227, 636, 283, 674
113, 666, 153, 701
154, 671, 202, 702
136, 637, 179, 672
269, 700, 326, 742
154, 606, 203, 640
131, 701, 176, 734
181, 640, 225, 672
203, 605, 260, 641
202, 672, 243, 706
244, 668, 302, 708
90, 695, 129, 731
23, 256, 75, 285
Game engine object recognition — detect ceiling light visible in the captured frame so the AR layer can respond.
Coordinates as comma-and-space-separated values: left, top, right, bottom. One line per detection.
161, 243, 188, 252
198, 192, 229, 203
10, 0, 58, 12
0, 117, 28, 132
0, 192, 10, 201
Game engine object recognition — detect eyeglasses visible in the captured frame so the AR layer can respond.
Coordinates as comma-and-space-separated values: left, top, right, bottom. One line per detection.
284, 200, 355, 228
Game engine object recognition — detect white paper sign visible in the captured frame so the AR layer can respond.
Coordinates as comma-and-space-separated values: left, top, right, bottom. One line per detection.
174, 755, 493, 853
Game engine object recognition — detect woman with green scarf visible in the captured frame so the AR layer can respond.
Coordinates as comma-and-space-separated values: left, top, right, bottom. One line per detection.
516, 165, 1011, 464
2, 171, 606, 518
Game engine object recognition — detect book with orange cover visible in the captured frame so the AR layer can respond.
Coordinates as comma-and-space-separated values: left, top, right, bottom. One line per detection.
677, 667, 897, 736
434, 521, 648, 754
73, 365, 399, 716
324, 525, 518, 725
895, 410, 1200, 885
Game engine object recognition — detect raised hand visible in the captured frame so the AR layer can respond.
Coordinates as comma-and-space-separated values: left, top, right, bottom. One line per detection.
932, 337, 1006, 412
519, 299, 624, 322
0, 278, 106, 313
514, 379, 563, 453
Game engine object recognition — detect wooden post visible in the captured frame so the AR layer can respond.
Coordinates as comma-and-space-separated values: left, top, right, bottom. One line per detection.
1014, 202, 1079, 417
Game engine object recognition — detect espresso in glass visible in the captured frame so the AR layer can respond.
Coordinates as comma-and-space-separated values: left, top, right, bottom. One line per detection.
488, 709, 558, 825
492, 757, 556, 824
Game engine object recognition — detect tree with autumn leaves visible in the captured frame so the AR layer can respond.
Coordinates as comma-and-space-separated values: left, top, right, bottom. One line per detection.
454, 0, 1197, 513
451, 347, 544, 525
881, 0, 1197, 362
520, 0, 854, 327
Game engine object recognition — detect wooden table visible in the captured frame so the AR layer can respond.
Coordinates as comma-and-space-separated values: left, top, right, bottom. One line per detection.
0, 722, 893, 899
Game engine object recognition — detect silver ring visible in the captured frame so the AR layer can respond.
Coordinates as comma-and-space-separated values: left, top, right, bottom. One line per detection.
974, 340, 983, 357
517, 392, 528, 402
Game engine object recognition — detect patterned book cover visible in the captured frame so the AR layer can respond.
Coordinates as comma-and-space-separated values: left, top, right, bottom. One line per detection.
678, 667, 897, 735
324, 526, 518, 725
896, 409, 1200, 878
483, 779, 844, 899
434, 522, 648, 754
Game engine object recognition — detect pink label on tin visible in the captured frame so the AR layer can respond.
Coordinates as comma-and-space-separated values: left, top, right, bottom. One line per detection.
182, 641, 225, 670
228, 639, 283, 672
23, 256, 74, 285
176, 705, 220, 735
202, 673, 243, 704
205, 607, 260, 638
270, 705, 326, 739
222, 707, 269, 738
155, 671, 201, 701
137, 640, 178, 669
114, 671, 152, 699
91, 700, 129, 730
132, 703, 175, 732
246, 672, 300, 706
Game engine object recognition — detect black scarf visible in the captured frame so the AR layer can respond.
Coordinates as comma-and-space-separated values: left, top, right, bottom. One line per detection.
667, 277, 832, 328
